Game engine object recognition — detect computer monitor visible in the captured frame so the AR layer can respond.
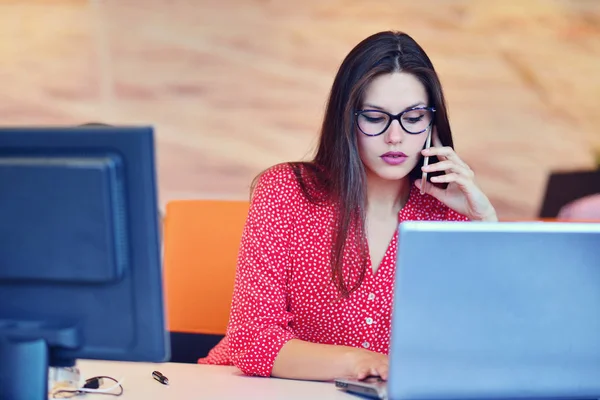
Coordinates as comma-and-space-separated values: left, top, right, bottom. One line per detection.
0, 126, 170, 400
539, 170, 600, 218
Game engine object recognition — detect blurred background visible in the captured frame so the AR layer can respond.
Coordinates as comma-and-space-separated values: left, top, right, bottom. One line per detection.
1, 0, 599, 219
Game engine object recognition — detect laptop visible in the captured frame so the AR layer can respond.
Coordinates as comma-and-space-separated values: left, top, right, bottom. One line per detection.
335, 221, 600, 400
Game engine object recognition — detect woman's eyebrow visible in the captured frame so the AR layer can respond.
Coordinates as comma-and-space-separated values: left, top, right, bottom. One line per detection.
362, 102, 427, 112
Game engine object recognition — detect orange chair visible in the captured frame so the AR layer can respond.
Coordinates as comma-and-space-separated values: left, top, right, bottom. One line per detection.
162, 199, 249, 362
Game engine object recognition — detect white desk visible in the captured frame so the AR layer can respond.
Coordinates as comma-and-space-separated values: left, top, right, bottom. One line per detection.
75, 360, 353, 400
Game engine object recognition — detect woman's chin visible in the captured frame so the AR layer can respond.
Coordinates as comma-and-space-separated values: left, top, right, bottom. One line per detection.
368, 169, 412, 182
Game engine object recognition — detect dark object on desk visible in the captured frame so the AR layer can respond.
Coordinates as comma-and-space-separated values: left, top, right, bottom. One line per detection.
52, 375, 124, 398
0, 126, 170, 400
49, 376, 125, 399
152, 370, 169, 385
539, 169, 600, 218
335, 376, 387, 399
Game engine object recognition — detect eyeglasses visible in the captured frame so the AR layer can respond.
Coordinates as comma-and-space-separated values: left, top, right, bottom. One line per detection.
354, 106, 436, 136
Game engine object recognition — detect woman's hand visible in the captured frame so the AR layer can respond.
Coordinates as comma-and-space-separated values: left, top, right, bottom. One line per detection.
344, 348, 389, 381
414, 130, 497, 222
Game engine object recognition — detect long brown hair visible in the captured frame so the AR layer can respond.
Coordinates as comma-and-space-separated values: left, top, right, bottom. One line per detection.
254, 31, 455, 298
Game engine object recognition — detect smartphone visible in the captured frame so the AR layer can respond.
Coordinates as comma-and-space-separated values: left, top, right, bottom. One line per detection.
420, 127, 433, 194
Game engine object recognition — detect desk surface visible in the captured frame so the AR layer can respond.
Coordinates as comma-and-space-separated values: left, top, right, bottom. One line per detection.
76, 360, 353, 400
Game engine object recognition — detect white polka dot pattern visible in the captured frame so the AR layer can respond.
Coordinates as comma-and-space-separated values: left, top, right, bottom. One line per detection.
198, 163, 469, 376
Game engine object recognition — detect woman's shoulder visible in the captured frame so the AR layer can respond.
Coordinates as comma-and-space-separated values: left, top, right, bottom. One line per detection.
253, 163, 298, 191
252, 162, 328, 203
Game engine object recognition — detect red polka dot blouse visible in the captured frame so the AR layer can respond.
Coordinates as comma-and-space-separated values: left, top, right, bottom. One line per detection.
198, 163, 469, 376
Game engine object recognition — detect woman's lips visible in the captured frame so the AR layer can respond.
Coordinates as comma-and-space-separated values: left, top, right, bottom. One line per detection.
381, 152, 408, 165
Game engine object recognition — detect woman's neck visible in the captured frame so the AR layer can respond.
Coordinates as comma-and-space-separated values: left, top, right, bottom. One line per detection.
365, 173, 411, 217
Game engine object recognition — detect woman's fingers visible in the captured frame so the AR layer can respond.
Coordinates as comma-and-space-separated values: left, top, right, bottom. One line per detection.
422, 160, 474, 179
430, 172, 471, 188
422, 146, 469, 169
375, 363, 389, 381
356, 366, 371, 381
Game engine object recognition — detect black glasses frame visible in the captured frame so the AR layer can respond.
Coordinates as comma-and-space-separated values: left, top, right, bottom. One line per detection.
354, 106, 436, 136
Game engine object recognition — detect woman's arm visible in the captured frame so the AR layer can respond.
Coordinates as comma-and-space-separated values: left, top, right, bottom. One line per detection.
226, 166, 299, 377
272, 339, 389, 381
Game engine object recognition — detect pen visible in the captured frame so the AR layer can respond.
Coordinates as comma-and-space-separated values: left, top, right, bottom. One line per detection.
152, 370, 169, 385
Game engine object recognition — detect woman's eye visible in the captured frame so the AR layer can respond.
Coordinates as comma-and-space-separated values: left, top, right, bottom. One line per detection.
403, 116, 424, 124
365, 116, 385, 123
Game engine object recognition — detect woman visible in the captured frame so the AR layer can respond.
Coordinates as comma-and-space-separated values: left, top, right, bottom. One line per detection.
198, 30, 497, 381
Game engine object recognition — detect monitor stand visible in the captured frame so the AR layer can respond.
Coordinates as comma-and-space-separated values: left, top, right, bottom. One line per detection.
0, 320, 78, 400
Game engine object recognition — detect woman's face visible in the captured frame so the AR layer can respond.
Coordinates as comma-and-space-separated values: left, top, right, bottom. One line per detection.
357, 72, 432, 183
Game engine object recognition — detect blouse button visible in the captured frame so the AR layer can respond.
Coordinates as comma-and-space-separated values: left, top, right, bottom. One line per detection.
365, 317, 373, 325
362, 341, 370, 349
368, 293, 375, 301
